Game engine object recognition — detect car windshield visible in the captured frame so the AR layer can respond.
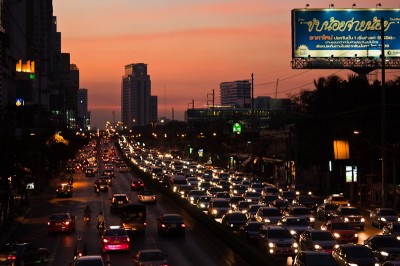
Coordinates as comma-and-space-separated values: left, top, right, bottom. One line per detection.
341, 208, 361, 215
163, 215, 183, 222
74, 258, 103, 266
114, 196, 127, 201
141, 191, 154, 196
380, 209, 397, 216
227, 213, 247, 221
324, 204, 338, 211
268, 229, 293, 239
345, 247, 374, 258
305, 254, 338, 266
331, 222, 352, 230
291, 208, 311, 215
139, 251, 165, 261
245, 223, 264, 231
285, 218, 309, 226
372, 237, 400, 247
104, 229, 127, 237
50, 214, 69, 220
213, 201, 230, 208
311, 231, 334, 240
262, 209, 281, 216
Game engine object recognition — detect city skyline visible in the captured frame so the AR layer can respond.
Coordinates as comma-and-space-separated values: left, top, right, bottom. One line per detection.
53, 0, 400, 129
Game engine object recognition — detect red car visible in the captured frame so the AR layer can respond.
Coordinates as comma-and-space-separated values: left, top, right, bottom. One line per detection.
131, 180, 145, 191
47, 213, 76, 234
101, 227, 130, 253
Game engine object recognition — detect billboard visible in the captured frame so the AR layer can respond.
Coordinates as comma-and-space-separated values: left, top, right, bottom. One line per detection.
292, 8, 400, 59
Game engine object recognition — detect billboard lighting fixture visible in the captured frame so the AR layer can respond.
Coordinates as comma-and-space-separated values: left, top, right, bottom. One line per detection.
352, 4, 356, 8
305, 4, 309, 9
376, 3, 381, 8
329, 4, 334, 9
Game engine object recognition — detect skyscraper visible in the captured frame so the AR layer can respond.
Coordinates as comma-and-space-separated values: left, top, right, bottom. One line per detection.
121, 63, 152, 128
78, 88, 88, 131
220, 80, 251, 108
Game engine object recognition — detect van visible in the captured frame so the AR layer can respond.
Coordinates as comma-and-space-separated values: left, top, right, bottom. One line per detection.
120, 204, 146, 235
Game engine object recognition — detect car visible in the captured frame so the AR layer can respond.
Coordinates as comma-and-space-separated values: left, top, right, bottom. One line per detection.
324, 194, 350, 206
284, 205, 315, 227
177, 184, 193, 198
298, 230, 339, 253
187, 190, 206, 205
293, 251, 338, 266
131, 179, 145, 191
239, 221, 265, 242
246, 204, 266, 221
332, 244, 380, 266
137, 190, 157, 204
257, 225, 299, 257
230, 185, 247, 197
85, 167, 96, 177
254, 206, 282, 224
47, 213, 76, 234
157, 214, 186, 236
279, 190, 296, 203
196, 195, 212, 210
269, 199, 289, 214
383, 222, 400, 238
278, 216, 314, 240
262, 194, 279, 205
118, 164, 129, 173
363, 234, 400, 263
382, 262, 400, 266
316, 203, 339, 221
230, 196, 245, 211
370, 207, 400, 228
333, 206, 365, 230
56, 183, 73, 198
220, 211, 248, 231
208, 198, 231, 220
101, 226, 130, 253
244, 191, 262, 203
0, 242, 49, 265
72, 255, 105, 266
320, 219, 358, 244
110, 193, 130, 213
133, 249, 168, 266
120, 204, 147, 235
94, 178, 109, 192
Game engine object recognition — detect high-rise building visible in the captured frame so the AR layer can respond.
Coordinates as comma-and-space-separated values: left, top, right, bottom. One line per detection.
150, 95, 158, 124
78, 88, 88, 131
220, 80, 251, 108
121, 63, 153, 128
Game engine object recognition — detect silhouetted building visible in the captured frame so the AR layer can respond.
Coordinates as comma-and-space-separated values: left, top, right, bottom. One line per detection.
78, 88, 88, 131
122, 63, 157, 128
150, 95, 158, 123
220, 80, 251, 108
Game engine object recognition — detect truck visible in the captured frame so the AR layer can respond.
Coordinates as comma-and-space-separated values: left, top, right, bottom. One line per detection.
120, 204, 146, 235
0, 242, 49, 265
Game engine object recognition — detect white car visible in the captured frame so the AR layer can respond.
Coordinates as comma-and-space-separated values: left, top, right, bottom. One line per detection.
137, 191, 157, 204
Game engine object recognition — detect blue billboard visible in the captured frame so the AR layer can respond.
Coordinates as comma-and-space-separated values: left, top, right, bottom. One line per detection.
292, 9, 400, 58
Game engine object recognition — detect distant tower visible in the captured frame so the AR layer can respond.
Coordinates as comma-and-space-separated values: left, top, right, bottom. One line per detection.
78, 88, 88, 131
220, 80, 251, 108
121, 63, 151, 128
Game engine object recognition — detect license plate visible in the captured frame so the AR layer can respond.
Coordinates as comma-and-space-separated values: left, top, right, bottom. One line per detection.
56, 222, 61, 226
114, 240, 120, 244
171, 224, 177, 228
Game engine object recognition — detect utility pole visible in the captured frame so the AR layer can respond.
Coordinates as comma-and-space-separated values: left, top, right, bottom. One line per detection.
381, 17, 387, 207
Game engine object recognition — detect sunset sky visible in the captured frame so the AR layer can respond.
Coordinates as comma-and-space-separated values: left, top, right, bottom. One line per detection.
52, 0, 400, 129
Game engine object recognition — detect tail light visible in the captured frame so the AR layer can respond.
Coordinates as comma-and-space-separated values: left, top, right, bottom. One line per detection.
7, 255, 16, 260
103, 239, 109, 243
161, 224, 166, 228
181, 224, 186, 228
65, 221, 70, 225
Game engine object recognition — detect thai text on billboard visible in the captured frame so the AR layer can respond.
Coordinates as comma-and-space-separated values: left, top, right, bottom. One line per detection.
292, 9, 400, 58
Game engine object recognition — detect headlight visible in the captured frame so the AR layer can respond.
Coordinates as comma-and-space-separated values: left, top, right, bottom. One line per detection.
200, 203, 205, 208
354, 233, 358, 238
379, 217, 386, 222
290, 230, 296, 235
190, 197, 194, 201
380, 251, 389, 257
314, 244, 322, 250
212, 209, 218, 214
310, 217, 315, 222
361, 218, 365, 222
333, 232, 340, 238
397, 217, 400, 222
264, 218, 271, 223
348, 264, 358, 266
334, 244, 339, 249
344, 217, 349, 222
292, 242, 298, 248
397, 236, 400, 240
268, 242, 276, 248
